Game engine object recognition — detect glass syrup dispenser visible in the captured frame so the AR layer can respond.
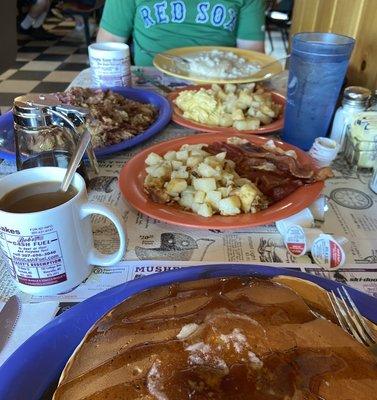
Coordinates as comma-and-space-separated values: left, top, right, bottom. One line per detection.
13, 93, 98, 181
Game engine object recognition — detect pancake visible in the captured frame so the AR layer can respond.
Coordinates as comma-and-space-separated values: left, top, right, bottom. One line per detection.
53, 276, 377, 400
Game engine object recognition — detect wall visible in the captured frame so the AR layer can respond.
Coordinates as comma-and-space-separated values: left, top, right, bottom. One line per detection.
0, 0, 17, 74
290, 0, 377, 89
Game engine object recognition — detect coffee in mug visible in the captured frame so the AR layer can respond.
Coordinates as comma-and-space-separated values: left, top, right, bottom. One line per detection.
0, 182, 77, 213
0, 167, 127, 295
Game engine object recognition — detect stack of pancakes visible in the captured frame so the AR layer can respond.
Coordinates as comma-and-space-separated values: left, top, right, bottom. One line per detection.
53, 277, 377, 399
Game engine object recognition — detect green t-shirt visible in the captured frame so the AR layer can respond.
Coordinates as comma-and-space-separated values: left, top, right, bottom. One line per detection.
100, 0, 265, 65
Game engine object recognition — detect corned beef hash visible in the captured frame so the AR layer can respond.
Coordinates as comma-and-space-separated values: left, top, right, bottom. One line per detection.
56, 87, 158, 148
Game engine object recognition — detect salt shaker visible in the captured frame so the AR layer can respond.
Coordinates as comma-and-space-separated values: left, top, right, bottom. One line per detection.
330, 86, 371, 151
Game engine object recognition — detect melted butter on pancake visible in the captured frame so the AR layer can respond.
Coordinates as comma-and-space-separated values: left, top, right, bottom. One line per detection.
53, 277, 377, 400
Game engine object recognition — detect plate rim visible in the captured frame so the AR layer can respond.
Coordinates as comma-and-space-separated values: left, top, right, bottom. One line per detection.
153, 46, 283, 84
167, 84, 285, 135
0, 263, 376, 400
119, 132, 324, 230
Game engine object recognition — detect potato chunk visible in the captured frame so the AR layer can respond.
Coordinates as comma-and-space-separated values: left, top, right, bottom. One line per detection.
166, 179, 187, 196
193, 178, 217, 193
145, 152, 163, 166
218, 196, 241, 215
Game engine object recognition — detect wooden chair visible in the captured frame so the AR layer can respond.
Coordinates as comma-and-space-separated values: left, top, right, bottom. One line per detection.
58, 0, 104, 47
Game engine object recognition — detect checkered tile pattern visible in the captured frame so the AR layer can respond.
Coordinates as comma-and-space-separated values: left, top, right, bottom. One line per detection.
0, 17, 93, 115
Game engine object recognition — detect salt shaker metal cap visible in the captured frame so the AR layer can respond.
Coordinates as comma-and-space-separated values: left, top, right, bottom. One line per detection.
342, 86, 371, 107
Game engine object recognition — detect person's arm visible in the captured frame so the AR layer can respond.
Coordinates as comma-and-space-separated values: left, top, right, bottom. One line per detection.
237, 0, 265, 53
97, 27, 125, 43
97, 0, 135, 43
237, 38, 265, 53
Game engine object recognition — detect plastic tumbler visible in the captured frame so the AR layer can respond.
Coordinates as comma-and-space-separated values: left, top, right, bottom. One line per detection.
282, 32, 355, 150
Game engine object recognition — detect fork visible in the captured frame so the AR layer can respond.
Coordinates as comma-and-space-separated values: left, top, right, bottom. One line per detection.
328, 287, 377, 357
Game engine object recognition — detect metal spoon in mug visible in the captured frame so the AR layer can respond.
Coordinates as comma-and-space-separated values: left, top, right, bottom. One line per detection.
59, 129, 92, 192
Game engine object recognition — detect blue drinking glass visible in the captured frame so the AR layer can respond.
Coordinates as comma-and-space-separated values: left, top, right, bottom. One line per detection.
282, 32, 355, 150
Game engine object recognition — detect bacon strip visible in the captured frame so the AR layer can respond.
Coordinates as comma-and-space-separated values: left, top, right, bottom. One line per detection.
205, 141, 334, 203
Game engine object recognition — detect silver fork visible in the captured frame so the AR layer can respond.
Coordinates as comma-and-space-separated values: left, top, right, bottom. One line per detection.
328, 287, 377, 357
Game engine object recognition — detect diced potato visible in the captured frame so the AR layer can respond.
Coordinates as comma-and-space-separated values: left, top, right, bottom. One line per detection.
218, 196, 241, 216
234, 177, 252, 187
191, 149, 210, 157
182, 185, 195, 194
220, 172, 234, 186
224, 159, 235, 170
215, 152, 227, 162
176, 150, 189, 161
196, 203, 213, 218
255, 110, 272, 125
179, 192, 194, 209
186, 156, 203, 168
224, 83, 237, 93
194, 190, 206, 203
145, 164, 171, 179
171, 160, 183, 169
218, 114, 234, 127
211, 84, 222, 93
165, 179, 187, 195
191, 202, 200, 213
218, 186, 232, 198
232, 108, 245, 121
233, 183, 260, 213
144, 175, 165, 189
171, 169, 189, 179
233, 119, 260, 131
205, 190, 222, 210
163, 151, 177, 161
217, 90, 227, 100
184, 143, 206, 151
261, 104, 276, 118
145, 152, 163, 166
193, 178, 217, 193
238, 91, 253, 107
197, 162, 220, 178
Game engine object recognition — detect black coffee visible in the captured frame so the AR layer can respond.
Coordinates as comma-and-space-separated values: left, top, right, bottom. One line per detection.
0, 181, 78, 213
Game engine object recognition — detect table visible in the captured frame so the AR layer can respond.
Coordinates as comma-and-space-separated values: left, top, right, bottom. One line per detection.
0, 67, 376, 362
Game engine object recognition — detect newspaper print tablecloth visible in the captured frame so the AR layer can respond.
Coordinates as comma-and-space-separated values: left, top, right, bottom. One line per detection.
0, 67, 376, 304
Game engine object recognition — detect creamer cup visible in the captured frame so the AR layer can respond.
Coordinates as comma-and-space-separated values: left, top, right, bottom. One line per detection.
311, 234, 346, 270
284, 225, 323, 257
309, 195, 328, 221
275, 208, 314, 236
308, 137, 339, 167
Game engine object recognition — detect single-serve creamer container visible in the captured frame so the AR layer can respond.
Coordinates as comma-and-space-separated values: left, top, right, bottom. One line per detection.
89, 42, 131, 87
0, 167, 127, 295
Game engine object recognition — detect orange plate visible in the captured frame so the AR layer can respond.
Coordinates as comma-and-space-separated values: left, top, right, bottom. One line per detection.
167, 85, 285, 135
119, 133, 323, 230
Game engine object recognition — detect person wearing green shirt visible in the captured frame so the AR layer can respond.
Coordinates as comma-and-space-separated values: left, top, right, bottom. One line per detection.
97, 0, 265, 66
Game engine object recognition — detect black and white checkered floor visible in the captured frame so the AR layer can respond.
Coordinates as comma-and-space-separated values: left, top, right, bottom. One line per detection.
0, 16, 92, 115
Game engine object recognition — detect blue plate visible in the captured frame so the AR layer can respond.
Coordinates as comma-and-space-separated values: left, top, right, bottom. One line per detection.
0, 87, 172, 161
1, 264, 376, 400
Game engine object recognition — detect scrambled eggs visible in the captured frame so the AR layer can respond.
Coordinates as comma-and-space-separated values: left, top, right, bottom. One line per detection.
174, 83, 281, 130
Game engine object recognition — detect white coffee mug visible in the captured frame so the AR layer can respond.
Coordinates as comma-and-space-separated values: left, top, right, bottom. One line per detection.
0, 167, 127, 295
88, 42, 131, 87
